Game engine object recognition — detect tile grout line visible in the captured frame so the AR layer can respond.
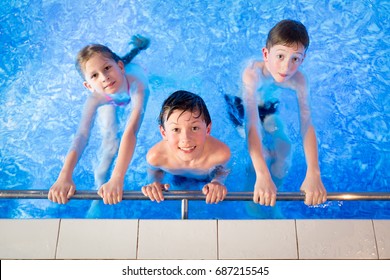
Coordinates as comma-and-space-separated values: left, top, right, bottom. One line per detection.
54, 219, 62, 260
371, 219, 380, 260
216, 220, 219, 260
294, 220, 300, 260
135, 219, 140, 260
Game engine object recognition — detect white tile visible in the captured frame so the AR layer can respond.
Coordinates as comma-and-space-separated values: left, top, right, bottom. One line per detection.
138, 220, 217, 259
56, 219, 138, 259
373, 220, 390, 259
297, 220, 377, 259
218, 220, 297, 259
0, 219, 59, 259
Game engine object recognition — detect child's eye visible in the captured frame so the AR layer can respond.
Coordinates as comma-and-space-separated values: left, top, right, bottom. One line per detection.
172, 128, 179, 132
277, 54, 284, 60
192, 127, 200, 131
292, 57, 301, 63
105, 65, 111, 71
91, 73, 98, 79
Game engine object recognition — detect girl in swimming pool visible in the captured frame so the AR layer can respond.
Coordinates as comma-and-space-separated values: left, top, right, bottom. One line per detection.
48, 35, 150, 205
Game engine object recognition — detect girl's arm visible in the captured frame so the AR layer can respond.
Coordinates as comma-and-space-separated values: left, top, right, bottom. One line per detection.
48, 95, 100, 204
98, 65, 150, 204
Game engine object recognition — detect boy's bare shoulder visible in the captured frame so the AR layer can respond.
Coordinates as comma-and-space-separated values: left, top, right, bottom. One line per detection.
242, 60, 265, 92
253, 60, 265, 70
146, 141, 168, 167
293, 69, 307, 83
243, 60, 264, 73
207, 136, 231, 164
288, 70, 308, 91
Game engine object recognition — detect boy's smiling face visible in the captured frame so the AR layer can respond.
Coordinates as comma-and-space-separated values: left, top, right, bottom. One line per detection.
83, 53, 126, 95
262, 43, 306, 83
160, 109, 211, 164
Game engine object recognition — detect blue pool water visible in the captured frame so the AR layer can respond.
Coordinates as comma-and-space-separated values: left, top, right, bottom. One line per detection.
0, 0, 389, 219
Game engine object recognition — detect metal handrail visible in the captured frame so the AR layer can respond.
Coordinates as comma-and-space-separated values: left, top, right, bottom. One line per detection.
1, 190, 390, 201
1, 190, 389, 219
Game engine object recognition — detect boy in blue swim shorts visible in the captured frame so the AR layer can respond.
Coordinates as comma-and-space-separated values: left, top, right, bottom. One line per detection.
226, 20, 327, 206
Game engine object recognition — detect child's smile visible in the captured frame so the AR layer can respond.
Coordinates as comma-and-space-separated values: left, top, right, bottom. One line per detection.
104, 81, 116, 89
161, 110, 211, 165
179, 146, 196, 153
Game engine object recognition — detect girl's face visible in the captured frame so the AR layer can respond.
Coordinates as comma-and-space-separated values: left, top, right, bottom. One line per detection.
83, 54, 126, 95
262, 43, 306, 83
160, 109, 211, 164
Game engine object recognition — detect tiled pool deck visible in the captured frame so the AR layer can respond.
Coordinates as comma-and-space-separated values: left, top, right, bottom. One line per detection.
0, 219, 389, 259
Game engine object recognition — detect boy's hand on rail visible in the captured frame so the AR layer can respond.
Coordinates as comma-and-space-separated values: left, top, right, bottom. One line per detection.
48, 178, 76, 204
202, 181, 227, 204
142, 182, 169, 203
253, 176, 277, 206
98, 177, 124, 205
300, 172, 327, 205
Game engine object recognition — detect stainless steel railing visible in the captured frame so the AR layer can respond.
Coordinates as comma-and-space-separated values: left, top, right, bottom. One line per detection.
1, 190, 390, 219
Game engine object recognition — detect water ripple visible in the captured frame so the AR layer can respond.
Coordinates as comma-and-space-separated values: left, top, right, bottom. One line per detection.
0, 0, 389, 218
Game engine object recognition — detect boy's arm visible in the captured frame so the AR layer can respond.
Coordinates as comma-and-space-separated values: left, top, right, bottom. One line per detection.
48, 96, 99, 204
207, 139, 231, 184
142, 164, 169, 202
203, 164, 230, 204
201, 139, 231, 204
295, 74, 327, 205
210, 165, 230, 185
98, 65, 150, 204
242, 63, 277, 206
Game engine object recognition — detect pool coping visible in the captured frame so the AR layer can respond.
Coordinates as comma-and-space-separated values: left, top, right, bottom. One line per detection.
0, 219, 389, 260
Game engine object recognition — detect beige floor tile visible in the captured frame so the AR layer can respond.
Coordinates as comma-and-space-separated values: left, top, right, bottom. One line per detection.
297, 220, 377, 259
138, 220, 217, 259
0, 219, 60, 259
218, 220, 297, 259
373, 220, 390, 259
56, 219, 138, 259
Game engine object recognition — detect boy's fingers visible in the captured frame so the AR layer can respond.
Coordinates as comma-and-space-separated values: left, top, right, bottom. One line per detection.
253, 193, 260, 204
270, 196, 276, 207
259, 195, 265, 205
219, 189, 227, 202
151, 186, 163, 202
305, 192, 313, 205
67, 186, 75, 198
59, 193, 66, 204
157, 188, 165, 202
148, 187, 156, 201
211, 189, 219, 203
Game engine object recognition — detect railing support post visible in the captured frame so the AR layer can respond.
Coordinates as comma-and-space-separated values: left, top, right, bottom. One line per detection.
181, 199, 188, 220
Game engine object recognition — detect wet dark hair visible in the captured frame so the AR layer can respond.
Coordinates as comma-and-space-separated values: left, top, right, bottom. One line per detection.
158, 90, 211, 128
266, 19, 309, 51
